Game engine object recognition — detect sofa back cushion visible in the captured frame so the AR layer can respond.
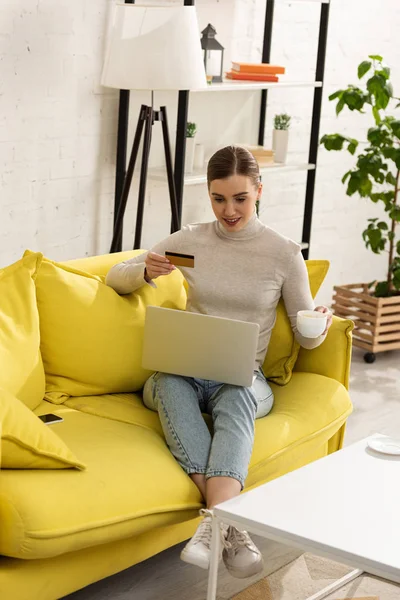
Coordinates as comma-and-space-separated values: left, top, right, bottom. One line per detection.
0, 253, 45, 410
27, 251, 187, 403
263, 260, 330, 385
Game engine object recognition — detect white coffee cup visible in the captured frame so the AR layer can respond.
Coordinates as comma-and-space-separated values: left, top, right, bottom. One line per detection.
297, 310, 329, 338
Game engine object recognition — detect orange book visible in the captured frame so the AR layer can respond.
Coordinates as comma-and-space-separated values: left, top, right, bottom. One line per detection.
226, 71, 279, 82
231, 62, 285, 75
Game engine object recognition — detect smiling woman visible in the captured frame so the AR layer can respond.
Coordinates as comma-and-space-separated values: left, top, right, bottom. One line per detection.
105, 143, 331, 579
207, 146, 262, 230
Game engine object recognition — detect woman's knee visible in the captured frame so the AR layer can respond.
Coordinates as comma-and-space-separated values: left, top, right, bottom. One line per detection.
142, 373, 158, 411
252, 375, 274, 419
143, 372, 188, 412
255, 390, 274, 419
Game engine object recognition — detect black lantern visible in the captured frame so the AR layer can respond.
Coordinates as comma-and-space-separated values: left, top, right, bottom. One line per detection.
200, 24, 224, 83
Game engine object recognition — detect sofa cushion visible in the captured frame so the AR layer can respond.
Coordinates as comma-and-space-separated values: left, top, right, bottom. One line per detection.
0, 405, 202, 560
0, 372, 351, 560
0, 253, 45, 410
262, 260, 330, 385
64, 251, 140, 278
25, 251, 187, 403
247, 372, 353, 487
0, 388, 85, 470
64, 392, 163, 436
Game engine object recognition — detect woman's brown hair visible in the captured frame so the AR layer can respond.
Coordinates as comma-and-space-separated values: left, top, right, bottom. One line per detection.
207, 145, 260, 189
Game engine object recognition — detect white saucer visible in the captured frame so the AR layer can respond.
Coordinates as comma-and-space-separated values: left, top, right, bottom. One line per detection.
367, 437, 400, 456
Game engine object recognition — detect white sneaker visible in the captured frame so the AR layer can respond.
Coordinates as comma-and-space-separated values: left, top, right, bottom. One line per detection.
223, 526, 264, 579
180, 509, 229, 570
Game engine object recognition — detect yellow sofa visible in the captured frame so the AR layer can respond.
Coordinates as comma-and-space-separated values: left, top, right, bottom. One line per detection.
0, 251, 353, 600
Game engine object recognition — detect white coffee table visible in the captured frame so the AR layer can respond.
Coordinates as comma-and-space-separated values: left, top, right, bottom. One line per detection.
207, 434, 400, 600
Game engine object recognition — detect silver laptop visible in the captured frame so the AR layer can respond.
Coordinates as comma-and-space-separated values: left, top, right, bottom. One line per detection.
142, 306, 259, 387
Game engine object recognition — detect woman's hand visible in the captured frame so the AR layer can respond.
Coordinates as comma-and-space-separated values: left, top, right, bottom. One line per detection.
144, 252, 176, 282
314, 305, 333, 335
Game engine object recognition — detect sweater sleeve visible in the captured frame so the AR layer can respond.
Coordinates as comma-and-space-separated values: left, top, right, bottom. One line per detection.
105, 229, 185, 295
281, 248, 327, 350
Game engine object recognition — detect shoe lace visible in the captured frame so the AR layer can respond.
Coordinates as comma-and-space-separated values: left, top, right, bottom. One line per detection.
192, 509, 213, 547
193, 509, 230, 549
225, 526, 253, 552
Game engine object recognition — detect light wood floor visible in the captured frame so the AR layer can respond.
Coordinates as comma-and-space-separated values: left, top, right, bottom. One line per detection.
64, 348, 400, 600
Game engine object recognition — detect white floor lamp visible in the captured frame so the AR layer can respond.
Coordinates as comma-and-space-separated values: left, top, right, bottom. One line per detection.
101, 4, 207, 251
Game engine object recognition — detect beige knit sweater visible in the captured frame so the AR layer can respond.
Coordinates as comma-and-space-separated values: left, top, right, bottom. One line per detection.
106, 214, 326, 368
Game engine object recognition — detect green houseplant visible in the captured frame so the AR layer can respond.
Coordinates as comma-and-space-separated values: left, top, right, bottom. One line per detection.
273, 113, 291, 163
186, 122, 197, 138
320, 55, 400, 297
321, 56, 400, 363
274, 114, 291, 130
185, 122, 197, 174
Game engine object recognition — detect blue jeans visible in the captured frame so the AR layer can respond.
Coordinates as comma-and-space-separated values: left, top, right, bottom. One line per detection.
143, 369, 274, 488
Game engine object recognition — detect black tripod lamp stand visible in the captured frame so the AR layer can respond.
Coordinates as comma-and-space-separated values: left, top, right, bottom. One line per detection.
101, 4, 207, 251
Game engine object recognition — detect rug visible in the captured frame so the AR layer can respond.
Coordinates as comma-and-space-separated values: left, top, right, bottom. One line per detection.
231, 554, 400, 600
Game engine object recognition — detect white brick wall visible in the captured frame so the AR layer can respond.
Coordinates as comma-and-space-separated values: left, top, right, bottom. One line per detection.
1, 0, 399, 306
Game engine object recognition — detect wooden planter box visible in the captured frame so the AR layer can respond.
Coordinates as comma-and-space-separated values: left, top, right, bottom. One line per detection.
332, 283, 400, 362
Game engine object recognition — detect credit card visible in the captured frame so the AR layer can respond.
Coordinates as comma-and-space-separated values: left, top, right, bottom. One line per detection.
165, 251, 195, 268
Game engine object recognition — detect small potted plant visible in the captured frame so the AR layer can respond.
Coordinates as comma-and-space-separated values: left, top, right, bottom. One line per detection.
320, 55, 400, 363
185, 122, 197, 174
273, 113, 291, 163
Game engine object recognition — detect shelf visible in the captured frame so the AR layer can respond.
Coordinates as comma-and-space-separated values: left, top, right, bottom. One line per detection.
281, 0, 329, 3
192, 80, 323, 93
149, 163, 316, 187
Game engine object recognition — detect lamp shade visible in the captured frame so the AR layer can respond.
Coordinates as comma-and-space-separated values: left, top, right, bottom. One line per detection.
101, 4, 207, 91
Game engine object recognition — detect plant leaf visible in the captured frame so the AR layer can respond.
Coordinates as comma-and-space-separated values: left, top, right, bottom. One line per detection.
367, 74, 390, 110
348, 142, 357, 155
336, 97, 345, 116
390, 206, 400, 222
386, 172, 397, 185
393, 149, 400, 169
342, 170, 351, 184
358, 60, 371, 79
377, 221, 388, 230
369, 54, 383, 61
385, 82, 393, 97
375, 281, 389, 297
320, 134, 347, 151
328, 90, 342, 101
397, 241, 400, 255
390, 119, 400, 139
347, 172, 361, 195
393, 271, 400, 291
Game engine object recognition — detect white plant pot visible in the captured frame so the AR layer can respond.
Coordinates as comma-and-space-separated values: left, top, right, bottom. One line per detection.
272, 129, 289, 163
185, 136, 196, 174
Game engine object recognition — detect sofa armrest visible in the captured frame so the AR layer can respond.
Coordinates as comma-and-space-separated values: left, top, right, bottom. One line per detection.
294, 316, 354, 390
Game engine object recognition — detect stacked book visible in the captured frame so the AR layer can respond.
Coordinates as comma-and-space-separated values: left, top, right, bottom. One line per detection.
245, 145, 275, 167
226, 62, 285, 82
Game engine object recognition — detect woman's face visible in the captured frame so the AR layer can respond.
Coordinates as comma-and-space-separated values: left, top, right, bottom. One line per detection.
209, 174, 262, 232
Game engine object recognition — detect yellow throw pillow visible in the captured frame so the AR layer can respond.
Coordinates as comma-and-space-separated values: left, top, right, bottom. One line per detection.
263, 260, 330, 385
0, 388, 85, 469
65, 250, 140, 279
0, 253, 45, 410
26, 251, 187, 403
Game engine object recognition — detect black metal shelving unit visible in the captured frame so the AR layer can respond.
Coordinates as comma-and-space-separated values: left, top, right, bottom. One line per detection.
112, 0, 330, 257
